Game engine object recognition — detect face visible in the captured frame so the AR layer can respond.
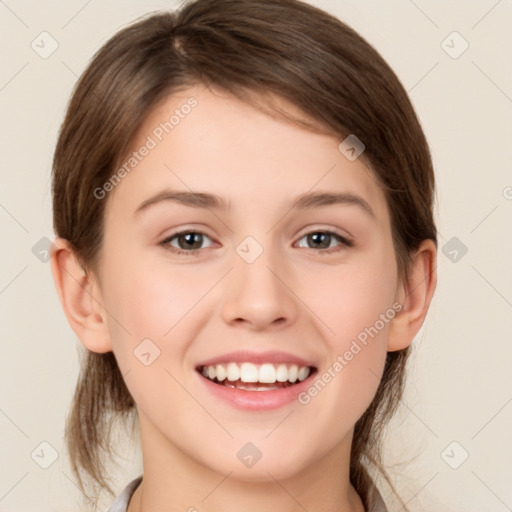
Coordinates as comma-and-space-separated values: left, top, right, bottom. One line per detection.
94, 85, 400, 482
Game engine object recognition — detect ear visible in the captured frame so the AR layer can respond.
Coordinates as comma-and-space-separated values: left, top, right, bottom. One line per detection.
50, 237, 113, 353
387, 239, 437, 351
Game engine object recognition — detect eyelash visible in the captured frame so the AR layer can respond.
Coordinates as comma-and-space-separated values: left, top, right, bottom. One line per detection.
160, 229, 354, 256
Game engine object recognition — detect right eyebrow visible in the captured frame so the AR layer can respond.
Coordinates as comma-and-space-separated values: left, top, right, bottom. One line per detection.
134, 190, 231, 216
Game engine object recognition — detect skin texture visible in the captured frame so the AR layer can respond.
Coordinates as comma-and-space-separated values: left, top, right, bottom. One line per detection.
51, 85, 437, 512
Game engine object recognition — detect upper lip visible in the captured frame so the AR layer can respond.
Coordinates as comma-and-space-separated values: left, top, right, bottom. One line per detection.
196, 350, 316, 369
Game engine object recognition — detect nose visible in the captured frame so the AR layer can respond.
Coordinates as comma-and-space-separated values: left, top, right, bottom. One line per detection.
221, 245, 298, 331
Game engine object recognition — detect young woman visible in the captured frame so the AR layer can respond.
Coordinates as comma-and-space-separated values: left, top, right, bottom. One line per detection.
50, 1, 437, 510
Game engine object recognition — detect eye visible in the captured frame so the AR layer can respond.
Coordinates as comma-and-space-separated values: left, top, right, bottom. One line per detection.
160, 229, 353, 256
161, 230, 214, 255
295, 230, 353, 254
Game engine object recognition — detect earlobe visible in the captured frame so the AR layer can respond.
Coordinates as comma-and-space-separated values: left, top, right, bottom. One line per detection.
50, 237, 113, 353
387, 239, 437, 352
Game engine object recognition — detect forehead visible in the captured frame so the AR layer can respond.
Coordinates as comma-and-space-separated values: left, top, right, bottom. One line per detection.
106, 86, 389, 225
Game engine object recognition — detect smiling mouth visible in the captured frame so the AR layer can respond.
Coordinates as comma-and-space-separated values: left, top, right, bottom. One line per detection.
197, 362, 317, 391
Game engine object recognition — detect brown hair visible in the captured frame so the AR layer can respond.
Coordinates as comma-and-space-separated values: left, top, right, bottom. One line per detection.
52, 0, 436, 508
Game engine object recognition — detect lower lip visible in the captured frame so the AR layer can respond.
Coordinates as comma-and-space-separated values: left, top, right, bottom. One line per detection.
196, 371, 316, 411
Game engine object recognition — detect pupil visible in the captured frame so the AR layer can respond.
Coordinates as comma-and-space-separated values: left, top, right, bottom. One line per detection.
180, 233, 202, 249
309, 232, 329, 248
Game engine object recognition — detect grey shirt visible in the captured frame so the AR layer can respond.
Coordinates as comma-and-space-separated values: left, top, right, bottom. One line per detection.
107, 476, 388, 512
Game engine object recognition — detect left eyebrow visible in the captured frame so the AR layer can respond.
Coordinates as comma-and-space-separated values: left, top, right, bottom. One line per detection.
290, 191, 375, 219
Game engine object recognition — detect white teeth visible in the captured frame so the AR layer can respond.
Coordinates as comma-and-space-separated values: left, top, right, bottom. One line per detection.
240, 362, 259, 383
259, 363, 276, 383
226, 362, 240, 381
200, 362, 312, 385
297, 366, 310, 381
288, 364, 298, 383
275, 364, 288, 382
216, 364, 227, 381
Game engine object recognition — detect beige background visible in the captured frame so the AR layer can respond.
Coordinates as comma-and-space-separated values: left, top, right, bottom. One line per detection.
1, 0, 511, 510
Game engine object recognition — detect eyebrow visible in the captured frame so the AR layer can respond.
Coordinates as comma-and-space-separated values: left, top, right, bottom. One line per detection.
134, 189, 375, 219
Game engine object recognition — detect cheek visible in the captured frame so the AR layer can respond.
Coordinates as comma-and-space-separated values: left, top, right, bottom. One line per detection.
102, 250, 210, 337
99, 253, 223, 379
295, 251, 396, 413
302, 252, 398, 350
